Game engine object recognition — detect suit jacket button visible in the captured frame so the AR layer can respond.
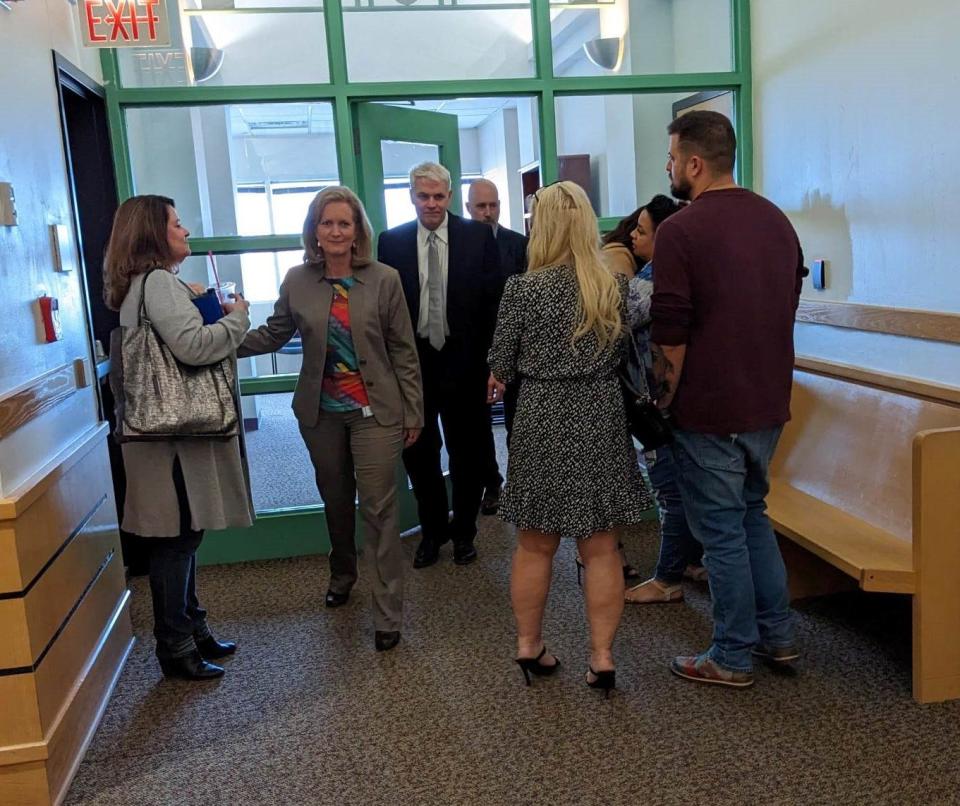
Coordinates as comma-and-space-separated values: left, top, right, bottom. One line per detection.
359, 358, 367, 365
367, 380, 374, 387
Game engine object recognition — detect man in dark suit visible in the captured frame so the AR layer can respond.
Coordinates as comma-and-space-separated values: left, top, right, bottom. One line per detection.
378, 163, 504, 568
466, 178, 527, 516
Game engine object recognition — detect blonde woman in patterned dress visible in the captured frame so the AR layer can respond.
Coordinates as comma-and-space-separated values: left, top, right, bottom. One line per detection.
487, 182, 652, 696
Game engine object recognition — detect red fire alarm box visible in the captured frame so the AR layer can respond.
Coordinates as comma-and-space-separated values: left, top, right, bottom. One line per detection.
39, 295, 63, 343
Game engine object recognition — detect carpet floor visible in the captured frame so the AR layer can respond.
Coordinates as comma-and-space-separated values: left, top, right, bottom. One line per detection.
64, 511, 960, 805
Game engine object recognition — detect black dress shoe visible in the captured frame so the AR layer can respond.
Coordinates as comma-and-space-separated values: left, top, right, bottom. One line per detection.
159, 650, 224, 681
195, 635, 237, 660
453, 541, 478, 565
413, 540, 440, 569
375, 631, 401, 652
325, 590, 350, 608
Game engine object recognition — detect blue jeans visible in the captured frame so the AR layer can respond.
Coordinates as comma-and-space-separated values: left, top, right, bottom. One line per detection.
672, 427, 794, 672
142, 457, 209, 660
647, 444, 702, 584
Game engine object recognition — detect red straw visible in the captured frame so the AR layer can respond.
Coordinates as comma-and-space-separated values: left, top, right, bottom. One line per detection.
207, 251, 223, 300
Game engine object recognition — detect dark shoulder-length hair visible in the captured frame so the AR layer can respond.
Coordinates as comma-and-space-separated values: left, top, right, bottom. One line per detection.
103, 194, 177, 311
602, 209, 642, 250
644, 194, 684, 229
302, 186, 374, 268
601, 194, 684, 250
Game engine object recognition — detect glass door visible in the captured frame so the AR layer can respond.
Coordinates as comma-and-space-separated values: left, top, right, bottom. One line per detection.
352, 101, 463, 494
353, 102, 462, 237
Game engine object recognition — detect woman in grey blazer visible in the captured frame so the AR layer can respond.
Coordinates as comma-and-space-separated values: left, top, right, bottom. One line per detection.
239, 186, 423, 652
104, 195, 254, 681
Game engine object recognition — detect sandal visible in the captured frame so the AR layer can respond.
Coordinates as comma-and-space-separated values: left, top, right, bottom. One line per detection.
625, 578, 684, 604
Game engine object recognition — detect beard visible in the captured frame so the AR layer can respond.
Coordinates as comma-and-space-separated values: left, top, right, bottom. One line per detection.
670, 177, 692, 202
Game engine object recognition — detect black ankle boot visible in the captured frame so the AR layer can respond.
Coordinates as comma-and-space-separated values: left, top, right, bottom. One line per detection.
159, 650, 224, 681
196, 635, 237, 660
375, 631, 401, 652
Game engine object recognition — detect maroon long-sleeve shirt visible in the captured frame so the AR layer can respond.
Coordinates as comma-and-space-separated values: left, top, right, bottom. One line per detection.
650, 188, 804, 435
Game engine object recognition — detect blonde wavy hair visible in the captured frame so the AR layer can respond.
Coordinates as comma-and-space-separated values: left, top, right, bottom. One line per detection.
302, 186, 374, 266
528, 181, 623, 349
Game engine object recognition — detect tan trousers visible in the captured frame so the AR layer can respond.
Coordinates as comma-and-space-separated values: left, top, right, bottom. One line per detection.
299, 409, 405, 631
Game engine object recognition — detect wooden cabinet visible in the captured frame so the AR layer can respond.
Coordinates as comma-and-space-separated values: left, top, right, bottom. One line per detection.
519, 154, 593, 232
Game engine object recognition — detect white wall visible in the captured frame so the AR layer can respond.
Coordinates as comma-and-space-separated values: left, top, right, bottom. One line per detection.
478, 108, 525, 232
753, 0, 960, 387
343, 8, 533, 83
0, 0, 103, 496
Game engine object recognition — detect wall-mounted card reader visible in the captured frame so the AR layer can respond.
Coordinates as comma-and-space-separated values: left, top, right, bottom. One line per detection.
811, 259, 826, 290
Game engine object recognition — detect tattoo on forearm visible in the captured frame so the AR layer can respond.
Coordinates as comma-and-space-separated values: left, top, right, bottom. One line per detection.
650, 344, 678, 407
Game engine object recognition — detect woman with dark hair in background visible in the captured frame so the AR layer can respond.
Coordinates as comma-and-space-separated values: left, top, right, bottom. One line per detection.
239, 186, 423, 652
104, 194, 253, 681
600, 211, 645, 278
622, 194, 708, 605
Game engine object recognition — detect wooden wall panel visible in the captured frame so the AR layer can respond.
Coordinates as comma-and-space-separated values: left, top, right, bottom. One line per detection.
0, 423, 131, 804
0, 674, 42, 747
0, 761, 49, 806
0, 361, 86, 441
0, 523, 117, 670
45, 600, 133, 806
797, 300, 960, 344
0, 552, 126, 749
0, 431, 112, 594
35, 559, 128, 737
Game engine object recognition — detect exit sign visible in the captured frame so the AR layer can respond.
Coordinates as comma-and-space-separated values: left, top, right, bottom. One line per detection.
79, 0, 171, 48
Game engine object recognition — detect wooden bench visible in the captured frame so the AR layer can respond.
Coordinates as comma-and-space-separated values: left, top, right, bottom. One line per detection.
768, 361, 960, 703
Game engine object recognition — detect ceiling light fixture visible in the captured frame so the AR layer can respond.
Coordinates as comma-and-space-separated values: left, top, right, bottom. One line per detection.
189, 17, 224, 83
583, 36, 624, 71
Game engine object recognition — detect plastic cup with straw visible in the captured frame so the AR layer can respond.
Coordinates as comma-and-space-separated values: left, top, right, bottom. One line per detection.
208, 252, 235, 304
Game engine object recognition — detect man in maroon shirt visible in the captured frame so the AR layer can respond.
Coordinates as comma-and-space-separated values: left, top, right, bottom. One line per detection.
650, 111, 805, 688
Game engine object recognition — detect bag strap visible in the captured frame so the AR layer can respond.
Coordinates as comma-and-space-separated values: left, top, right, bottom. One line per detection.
137, 267, 163, 326
622, 331, 653, 401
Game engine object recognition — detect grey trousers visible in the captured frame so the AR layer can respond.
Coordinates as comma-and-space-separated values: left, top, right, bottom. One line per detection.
299, 410, 405, 631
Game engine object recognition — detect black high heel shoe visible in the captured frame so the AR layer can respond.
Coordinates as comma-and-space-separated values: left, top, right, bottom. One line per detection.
586, 667, 616, 698
515, 646, 561, 686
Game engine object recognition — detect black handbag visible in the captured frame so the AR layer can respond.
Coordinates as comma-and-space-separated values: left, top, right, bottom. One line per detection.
618, 333, 674, 451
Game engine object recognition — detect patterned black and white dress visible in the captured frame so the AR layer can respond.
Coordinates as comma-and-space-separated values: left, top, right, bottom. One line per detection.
488, 265, 652, 540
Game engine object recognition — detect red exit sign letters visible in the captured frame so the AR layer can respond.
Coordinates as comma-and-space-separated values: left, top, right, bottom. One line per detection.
79, 0, 171, 48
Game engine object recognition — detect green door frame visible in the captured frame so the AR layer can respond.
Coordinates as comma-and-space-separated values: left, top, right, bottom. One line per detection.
353, 103, 462, 237
98, 0, 752, 564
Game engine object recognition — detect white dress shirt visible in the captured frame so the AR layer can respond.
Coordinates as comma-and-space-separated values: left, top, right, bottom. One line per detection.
416, 214, 450, 337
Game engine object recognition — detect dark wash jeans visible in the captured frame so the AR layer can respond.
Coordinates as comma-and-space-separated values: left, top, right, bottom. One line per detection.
646, 444, 702, 584
141, 458, 209, 660
672, 427, 794, 672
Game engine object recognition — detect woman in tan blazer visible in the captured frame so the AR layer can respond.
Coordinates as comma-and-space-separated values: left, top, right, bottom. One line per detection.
239, 186, 423, 651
